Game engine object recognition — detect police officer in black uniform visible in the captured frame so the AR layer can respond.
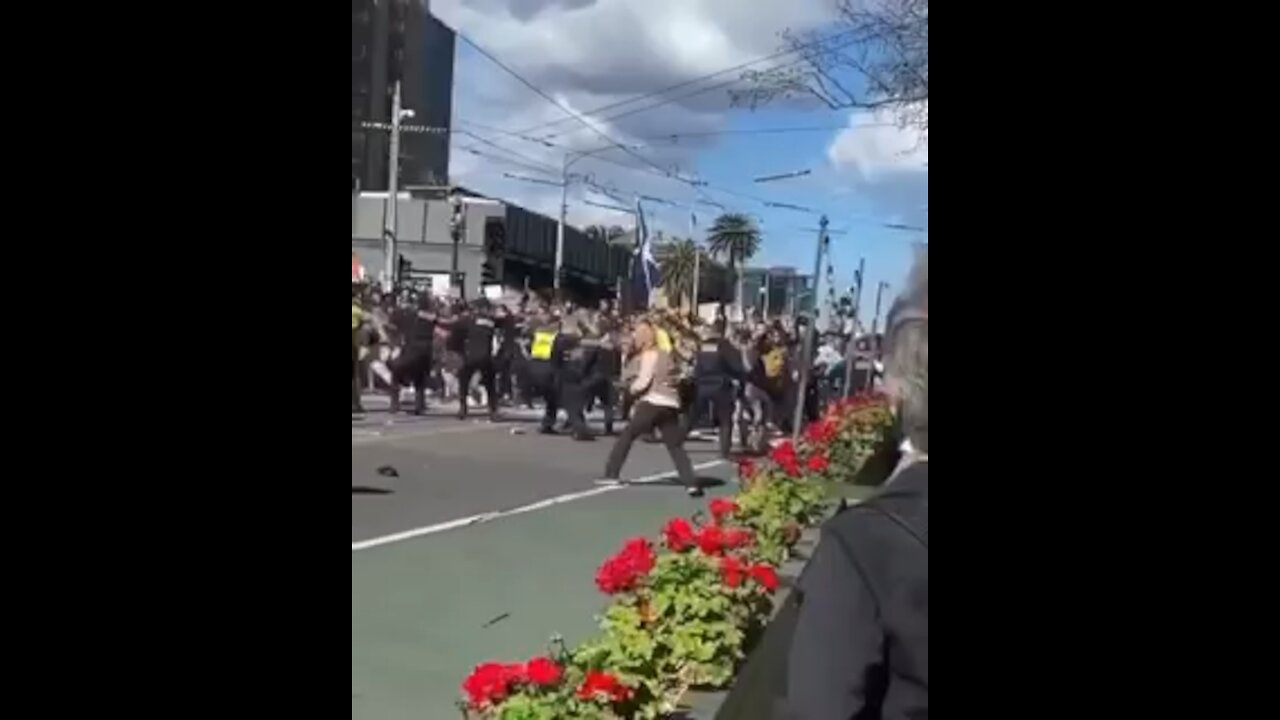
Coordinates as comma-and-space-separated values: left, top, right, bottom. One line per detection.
389, 295, 437, 415
455, 300, 500, 421
492, 305, 519, 405
685, 320, 747, 459
583, 319, 621, 436
553, 312, 595, 441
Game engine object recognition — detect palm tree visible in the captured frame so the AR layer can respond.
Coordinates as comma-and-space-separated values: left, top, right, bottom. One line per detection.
706, 213, 762, 315
658, 238, 699, 312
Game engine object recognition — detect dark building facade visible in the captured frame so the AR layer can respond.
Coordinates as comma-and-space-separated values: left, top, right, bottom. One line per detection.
497, 202, 634, 303
352, 0, 455, 193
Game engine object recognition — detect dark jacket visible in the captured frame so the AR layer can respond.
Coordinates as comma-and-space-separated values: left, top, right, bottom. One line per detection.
398, 310, 436, 354
779, 462, 929, 720
457, 316, 497, 363
695, 337, 747, 387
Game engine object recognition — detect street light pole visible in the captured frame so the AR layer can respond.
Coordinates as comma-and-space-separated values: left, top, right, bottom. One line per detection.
359, 82, 448, 292
792, 215, 829, 441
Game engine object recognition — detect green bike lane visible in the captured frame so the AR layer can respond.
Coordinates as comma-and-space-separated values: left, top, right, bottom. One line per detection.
352, 463, 739, 720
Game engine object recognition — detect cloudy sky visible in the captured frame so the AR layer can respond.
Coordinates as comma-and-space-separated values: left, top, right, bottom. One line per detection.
432, 0, 927, 308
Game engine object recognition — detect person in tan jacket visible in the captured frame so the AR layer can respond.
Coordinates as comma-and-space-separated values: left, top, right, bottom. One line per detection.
598, 319, 701, 496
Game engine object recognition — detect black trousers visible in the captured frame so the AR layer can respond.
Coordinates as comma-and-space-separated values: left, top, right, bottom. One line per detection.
390, 349, 432, 414
494, 355, 515, 402
583, 376, 616, 433
684, 382, 736, 458
558, 372, 591, 436
458, 358, 498, 417
604, 402, 697, 487
526, 362, 559, 430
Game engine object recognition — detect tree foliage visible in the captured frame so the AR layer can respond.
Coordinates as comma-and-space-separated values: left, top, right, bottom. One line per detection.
733, 0, 928, 136
585, 225, 629, 243
706, 213, 763, 312
706, 214, 762, 270
658, 239, 699, 310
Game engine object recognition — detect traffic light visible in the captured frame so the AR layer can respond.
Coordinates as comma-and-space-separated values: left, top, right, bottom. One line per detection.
397, 254, 412, 284
482, 217, 506, 284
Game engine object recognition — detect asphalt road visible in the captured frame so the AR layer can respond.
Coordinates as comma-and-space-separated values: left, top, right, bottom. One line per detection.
352, 396, 739, 720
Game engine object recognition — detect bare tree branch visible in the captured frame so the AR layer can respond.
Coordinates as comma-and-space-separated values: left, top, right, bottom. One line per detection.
732, 0, 928, 137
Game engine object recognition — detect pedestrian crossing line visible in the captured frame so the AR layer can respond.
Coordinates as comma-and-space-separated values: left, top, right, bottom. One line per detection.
350, 460, 727, 553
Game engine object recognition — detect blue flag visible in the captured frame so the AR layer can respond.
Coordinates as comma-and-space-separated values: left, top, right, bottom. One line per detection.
630, 197, 661, 309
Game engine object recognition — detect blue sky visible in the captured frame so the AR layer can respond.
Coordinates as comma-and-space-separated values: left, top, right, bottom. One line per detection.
436, 0, 927, 317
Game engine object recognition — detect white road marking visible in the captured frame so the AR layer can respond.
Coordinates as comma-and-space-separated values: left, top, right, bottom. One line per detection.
350, 459, 727, 552
351, 422, 510, 445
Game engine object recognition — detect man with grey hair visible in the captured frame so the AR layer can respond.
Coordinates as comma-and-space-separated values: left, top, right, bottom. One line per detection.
778, 248, 928, 720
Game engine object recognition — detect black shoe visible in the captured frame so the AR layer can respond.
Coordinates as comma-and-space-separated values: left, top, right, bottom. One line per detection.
686, 486, 706, 498
572, 432, 596, 442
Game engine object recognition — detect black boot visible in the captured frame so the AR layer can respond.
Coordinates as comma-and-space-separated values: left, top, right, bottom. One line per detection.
413, 385, 426, 416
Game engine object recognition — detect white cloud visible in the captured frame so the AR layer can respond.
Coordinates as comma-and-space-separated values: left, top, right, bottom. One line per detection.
823, 109, 928, 228
827, 109, 928, 179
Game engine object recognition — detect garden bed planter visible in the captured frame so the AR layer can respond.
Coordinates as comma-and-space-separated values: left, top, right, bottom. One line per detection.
670, 524, 821, 719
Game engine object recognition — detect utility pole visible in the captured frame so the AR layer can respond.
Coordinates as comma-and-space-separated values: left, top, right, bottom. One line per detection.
870, 280, 890, 335
383, 81, 403, 293
870, 280, 890, 356
792, 216, 829, 441
839, 254, 870, 394
555, 153, 569, 297
688, 193, 700, 316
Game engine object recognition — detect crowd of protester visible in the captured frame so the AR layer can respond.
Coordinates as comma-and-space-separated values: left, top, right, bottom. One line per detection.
351, 284, 883, 452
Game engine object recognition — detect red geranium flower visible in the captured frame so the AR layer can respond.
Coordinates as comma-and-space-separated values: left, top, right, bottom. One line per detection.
738, 459, 756, 478
695, 525, 726, 556
709, 498, 739, 524
595, 538, 656, 595
804, 419, 837, 444
749, 563, 779, 592
523, 656, 562, 687
720, 555, 745, 588
662, 517, 696, 552
806, 453, 830, 473
577, 670, 633, 702
461, 662, 522, 706
771, 441, 801, 476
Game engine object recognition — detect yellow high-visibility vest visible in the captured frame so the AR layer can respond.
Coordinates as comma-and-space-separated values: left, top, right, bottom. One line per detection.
530, 331, 557, 360
656, 328, 673, 353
